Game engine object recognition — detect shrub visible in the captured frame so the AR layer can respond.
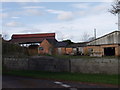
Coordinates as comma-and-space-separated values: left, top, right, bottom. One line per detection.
2, 41, 29, 57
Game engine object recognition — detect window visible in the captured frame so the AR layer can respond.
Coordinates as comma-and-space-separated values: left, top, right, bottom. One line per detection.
88, 48, 93, 52
88, 48, 93, 56
39, 47, 44, 50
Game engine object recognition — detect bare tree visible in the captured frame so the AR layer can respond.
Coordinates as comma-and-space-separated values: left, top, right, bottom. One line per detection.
110, 0, 120, 30
82, 32, 90, 42
88, 37, 95, 41
81, 32, 96, 42
110, 0, 120, 14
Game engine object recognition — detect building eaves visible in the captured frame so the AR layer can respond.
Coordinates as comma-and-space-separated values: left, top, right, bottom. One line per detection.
12, 33, 55, 39
88, 30, 120, 43
56, 42, 69, 47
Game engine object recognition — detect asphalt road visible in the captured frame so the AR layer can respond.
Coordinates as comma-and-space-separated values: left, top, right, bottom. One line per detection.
2, 75, 118, 89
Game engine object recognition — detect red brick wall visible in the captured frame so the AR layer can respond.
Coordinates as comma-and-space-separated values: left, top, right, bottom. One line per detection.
28, 48, 38, 55
83, 46, 102, 56
101, 44, 120, 56
38, 39, 54, 55
55, 48, 66, 55
28, 46, 39, 55
66, 48, 73, 54
84, 44, 120, 56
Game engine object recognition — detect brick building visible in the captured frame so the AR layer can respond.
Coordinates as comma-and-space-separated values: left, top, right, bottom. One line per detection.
38, 39, 57, 55
9, 33, 57, 55
55, 42, 87, 55
84, 31, 120, 56
66, 42, 87, 55
55, 42, 68, 55
9, 31, 120, 56
9, 33, 70, 55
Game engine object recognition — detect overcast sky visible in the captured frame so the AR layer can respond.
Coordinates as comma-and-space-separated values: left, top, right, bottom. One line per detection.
1, 0, 118, 42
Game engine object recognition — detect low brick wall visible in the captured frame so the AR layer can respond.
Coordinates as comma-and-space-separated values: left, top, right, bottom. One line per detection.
70, 58, 119, 74
3, 58, 29, 70
3, 56, 119, 74
28, 56, 69, 72
3, 56, 69, 72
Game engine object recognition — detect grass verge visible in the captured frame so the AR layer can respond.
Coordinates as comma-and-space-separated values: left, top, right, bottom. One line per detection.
3, 70, 119, 85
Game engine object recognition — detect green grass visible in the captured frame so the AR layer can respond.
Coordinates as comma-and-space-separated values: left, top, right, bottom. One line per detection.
3, 70, 119, 85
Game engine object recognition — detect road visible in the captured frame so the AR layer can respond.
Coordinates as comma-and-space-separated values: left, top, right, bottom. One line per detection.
2, 75, 118, 89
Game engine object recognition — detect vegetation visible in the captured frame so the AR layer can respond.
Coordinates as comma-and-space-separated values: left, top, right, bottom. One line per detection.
62, 39, 74, 44
110, 0, 120, 15
3, 70, 119, 85
2, 40, 29, 57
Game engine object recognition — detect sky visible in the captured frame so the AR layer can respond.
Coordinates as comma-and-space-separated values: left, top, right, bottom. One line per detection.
0, 0, 118, 42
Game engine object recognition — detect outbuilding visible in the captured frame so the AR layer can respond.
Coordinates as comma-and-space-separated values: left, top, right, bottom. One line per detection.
84, 31, 120, 57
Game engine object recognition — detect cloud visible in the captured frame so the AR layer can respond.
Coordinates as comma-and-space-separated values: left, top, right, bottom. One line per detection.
7, 9, 44, 17
2, 6, 45, 17
2, 2, 117, 42
72, 3, 112, 17
2, 0, 41, 2
57, 11, 74, 21
47, 9, 74, 21
3, 12, 117, 41
1, 0, 113, 2
91, 3, 111, 13
46, 3, 112, 21
17, 2, 28, 6
46, 9, 64, 14
72, 3, 90, 9
11, 16, 20, 19
20, 28, 41, 33
24, 9, 44, 16
23, 6, 45, 9
5, 21, 23, 27
31, 12, 117, 42
0, 8, 3, 12
0, 13, 8, 19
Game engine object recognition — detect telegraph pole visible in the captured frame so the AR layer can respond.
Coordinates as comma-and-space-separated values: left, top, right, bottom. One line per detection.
94, 28, 96, 39
94, 28, 97, 46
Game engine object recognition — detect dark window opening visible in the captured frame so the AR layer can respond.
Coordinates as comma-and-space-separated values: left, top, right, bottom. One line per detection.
29, 45, 39, 49
76, 48, 79, 54
104, 47, 115, 56
39, 47, 44, 50
88, 48, 93, 53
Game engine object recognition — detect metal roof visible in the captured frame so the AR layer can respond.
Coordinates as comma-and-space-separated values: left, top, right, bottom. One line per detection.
56, 42, 68, 47
12, 33, 55, 39
67, 42, 87, 48
9, 33, 56, 44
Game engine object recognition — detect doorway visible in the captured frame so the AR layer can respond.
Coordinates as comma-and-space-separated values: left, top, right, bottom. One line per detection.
104, 47, 115, 56
58, 48, 62, 55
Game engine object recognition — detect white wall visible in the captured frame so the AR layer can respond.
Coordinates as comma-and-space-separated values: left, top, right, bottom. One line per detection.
87, 31, 120, 45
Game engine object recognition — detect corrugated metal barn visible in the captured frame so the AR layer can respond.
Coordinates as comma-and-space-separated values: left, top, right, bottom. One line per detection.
84, 31, 120, 56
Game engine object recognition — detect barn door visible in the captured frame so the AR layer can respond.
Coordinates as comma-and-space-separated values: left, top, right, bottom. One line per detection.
104, 47, 115, 56
58, 48, 62, 55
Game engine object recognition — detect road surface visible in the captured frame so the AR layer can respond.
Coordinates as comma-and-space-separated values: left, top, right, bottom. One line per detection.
2, 75, 118, 89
